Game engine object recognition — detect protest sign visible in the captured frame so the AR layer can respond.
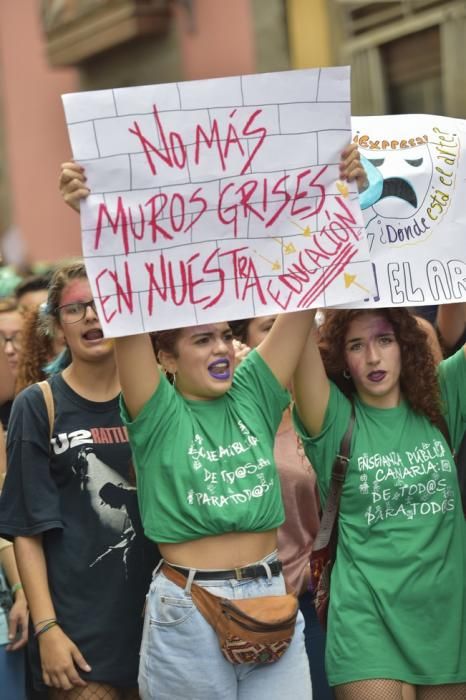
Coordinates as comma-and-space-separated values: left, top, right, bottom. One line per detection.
349, 114, 466, 308
62, 67, 374, 336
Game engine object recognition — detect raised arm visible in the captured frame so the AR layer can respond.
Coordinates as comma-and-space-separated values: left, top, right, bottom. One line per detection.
59, 162, 161, 419
436, 302, 466, 355
293, 320, 330, 436
256, 310, 315, 387
114, 335, 161, 419
60, 144, 366, 412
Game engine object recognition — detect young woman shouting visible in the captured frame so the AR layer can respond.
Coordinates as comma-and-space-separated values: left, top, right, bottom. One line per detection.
58, 146, 366, 700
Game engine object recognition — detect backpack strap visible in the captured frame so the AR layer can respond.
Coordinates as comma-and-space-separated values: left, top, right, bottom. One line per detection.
313, 405, 355, 551
37, 381, 55, 444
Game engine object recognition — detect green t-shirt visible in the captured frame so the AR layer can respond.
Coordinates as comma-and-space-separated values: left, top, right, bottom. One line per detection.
121, 349, 289, 543
294, 347, 466, 686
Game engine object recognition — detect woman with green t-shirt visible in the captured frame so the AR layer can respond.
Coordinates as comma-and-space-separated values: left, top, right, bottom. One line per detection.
106, 313, 317, 700
59, 147, 366, 699
293, 307, 466, 700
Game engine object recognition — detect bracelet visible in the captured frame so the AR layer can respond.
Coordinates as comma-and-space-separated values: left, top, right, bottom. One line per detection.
35, 620, 59, 639
10, 582, 23, 596
34, 617, 56, 630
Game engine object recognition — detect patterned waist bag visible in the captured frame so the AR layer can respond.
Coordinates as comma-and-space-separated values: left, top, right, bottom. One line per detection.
162, 563, 298, 664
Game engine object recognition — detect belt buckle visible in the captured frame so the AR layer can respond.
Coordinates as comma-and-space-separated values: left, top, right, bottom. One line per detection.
235, 567, 244, 581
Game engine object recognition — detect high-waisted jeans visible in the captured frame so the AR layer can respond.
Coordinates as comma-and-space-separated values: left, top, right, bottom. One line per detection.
138, 552, 312, 700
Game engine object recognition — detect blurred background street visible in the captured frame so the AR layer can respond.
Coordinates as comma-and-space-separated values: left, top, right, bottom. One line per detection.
0, 0, 465, 275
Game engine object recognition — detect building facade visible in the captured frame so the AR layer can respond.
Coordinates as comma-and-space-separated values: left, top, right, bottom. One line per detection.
290, 0, 466, 117
0, 0, 463, 263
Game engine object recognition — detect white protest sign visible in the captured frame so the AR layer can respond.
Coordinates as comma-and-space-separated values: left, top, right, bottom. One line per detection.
62, 68, 374, 337
349, 114, 466, 308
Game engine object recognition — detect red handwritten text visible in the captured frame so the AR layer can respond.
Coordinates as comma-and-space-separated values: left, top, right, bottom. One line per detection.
128, 105, 267, 177
94, 195, 361, 323
93, 167, 328, 254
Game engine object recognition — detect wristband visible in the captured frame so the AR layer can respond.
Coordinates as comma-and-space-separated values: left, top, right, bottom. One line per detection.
11, 582, 23, 596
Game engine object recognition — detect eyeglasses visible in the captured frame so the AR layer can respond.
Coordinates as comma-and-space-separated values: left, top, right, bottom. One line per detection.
0, 331, 23, 350
57, 300, 97, 324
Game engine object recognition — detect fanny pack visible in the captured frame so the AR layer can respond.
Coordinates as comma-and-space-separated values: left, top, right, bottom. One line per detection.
162, 563, 298, 664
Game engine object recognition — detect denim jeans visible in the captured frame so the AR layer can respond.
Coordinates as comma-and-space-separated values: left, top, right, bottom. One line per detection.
0, 644, 26, 700
139, 553, 312, 700
299, 591, 335, 699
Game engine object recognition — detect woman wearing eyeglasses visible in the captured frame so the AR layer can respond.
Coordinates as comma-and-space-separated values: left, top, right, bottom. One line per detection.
0, 260, 157, 700
0, 298, 24, 432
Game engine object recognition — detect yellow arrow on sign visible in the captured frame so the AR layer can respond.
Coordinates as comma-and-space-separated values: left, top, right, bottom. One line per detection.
254, 251, 281, 271
336, 180, 349, 198
273, 237, 296, 254
291, 221, 312, 237
344, 272, 370, 294
283, 242, 296, 254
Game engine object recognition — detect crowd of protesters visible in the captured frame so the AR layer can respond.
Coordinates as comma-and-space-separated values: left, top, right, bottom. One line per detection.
0, 145, 463, 700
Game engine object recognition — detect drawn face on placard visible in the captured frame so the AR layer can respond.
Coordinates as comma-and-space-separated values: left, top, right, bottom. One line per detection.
365, 144, 432, 219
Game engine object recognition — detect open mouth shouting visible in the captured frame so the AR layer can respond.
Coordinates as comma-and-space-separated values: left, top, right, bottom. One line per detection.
208, 358, 231, 380
82, 328, 104, 342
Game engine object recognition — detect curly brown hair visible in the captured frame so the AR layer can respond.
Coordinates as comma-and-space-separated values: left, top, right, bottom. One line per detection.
15, 306, 54, 394
15, 260, 87, 393
318, 308, 444, 427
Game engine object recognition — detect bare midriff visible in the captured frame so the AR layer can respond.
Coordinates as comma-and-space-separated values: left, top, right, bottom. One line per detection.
159, 529, 278, 569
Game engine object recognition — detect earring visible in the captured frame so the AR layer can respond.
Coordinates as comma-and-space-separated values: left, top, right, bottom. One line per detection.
343, 369, 351, 380
164, 370, 176, 386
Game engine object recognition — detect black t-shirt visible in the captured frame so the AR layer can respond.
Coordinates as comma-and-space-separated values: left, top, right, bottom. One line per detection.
0, 400, 12, 431
0, 374, 158, 688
